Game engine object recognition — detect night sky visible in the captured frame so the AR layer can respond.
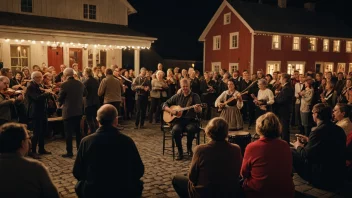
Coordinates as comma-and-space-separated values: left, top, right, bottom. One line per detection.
128, 0, 352, 62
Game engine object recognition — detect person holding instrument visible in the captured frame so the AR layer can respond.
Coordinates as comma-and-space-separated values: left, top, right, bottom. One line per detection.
215, 80, 243, 130
163, 78, 202, 160
291, 103, 346, 191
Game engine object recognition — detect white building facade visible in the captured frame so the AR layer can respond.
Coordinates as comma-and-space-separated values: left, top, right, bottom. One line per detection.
0, 0, 156, 74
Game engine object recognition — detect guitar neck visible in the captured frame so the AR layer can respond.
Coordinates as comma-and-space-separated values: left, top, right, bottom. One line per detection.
180, 105, 196, 112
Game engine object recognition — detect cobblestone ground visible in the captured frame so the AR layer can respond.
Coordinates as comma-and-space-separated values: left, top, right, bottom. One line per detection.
37, 121, 351, 198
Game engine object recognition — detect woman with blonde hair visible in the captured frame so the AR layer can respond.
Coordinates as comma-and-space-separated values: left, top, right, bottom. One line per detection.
173, 117, 242, 198
241, 112, 294, 198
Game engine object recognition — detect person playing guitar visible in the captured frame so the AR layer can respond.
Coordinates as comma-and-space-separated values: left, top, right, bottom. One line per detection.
163, 78, 202, 160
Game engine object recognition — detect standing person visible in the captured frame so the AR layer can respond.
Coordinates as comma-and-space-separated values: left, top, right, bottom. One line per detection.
200, 71, 217, 120
215, 80, 244, 130
83, 68, 100, 134
241, 113, 294, 198
299, 78, 314, 136
58, 68, 87, 158
274, 73, 294, 143
73, 105, 144, 198
239, 70, 253, 123
123, 70, 135, 120
98, 69, 124, 112
25, 71, 52, 159
0, 123, 60, 198
55, 64, 66, 83
132, 67, 151, 129
149, 71, 168, 124
163, 79, 202, 160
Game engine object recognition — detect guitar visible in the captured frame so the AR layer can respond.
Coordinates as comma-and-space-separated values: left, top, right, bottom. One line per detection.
217, 91, 248, 112
163, 103, 207, 123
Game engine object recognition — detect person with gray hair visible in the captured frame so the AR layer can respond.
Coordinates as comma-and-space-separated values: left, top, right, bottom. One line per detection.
73, 104, 144, 198
59, 67, 87, 158
252, 78, 274, 119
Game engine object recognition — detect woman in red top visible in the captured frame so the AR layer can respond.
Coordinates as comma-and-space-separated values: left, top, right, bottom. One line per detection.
241, 112, 295, 198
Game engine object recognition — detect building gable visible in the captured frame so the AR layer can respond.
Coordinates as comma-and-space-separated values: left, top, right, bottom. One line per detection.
198, 0, 253, 42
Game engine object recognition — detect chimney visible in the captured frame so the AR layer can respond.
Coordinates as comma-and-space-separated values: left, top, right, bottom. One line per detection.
278, 0, 287, 8
304, 2, 316, 12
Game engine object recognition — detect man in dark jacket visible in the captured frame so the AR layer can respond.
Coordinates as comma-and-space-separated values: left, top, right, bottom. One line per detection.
58, 68, 87, 158
275, 73, 294, 143
292, 103, 346, 190
25, 71, 53, 158
73, 104, 144, 198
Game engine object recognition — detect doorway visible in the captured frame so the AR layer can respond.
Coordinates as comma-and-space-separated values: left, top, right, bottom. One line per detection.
48, 47, 63, 72
69, 48, 83, 70
315, 62, 323, 73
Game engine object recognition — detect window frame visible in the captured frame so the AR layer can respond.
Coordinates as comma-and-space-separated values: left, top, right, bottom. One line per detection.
266, 61, 281, 75
324, 62, 334, 72
349, 63, 352, 73
346, 41, 352, 53
83, 4, 97, 20
229, 63, 239, 74
211, 62, 221, 72
272, 35, 281, 50
10, 45, 30, 72
292, 37, 301, 51
224, 13, 231, 25
337, 63, 346, 73
213, 35, 221, 50
333, 40, 341, 52
229, 32, 239, 49
323, 39, 329, 52
287, 61, 306, 75
308, 37, 317, 52
21, 0, 33, 13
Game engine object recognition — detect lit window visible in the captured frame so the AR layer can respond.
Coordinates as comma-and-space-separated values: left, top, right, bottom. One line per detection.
212, 62, 221, 72
230, 32, 239, 49
213, 35, 221, 50
287, 62, 305, 75
323, 39, 329, 52
10, 45, 30, 72
324, 62, 334, 72
272, 35, 281, 50
292, 37, 301, 51
333, 40, 340, 52
266, 61, 281, 75
309, 38, 317, 51
346, 41, 352, 53
21, 0, 32, 13
224, 13, 231, 25
337, 63, 346, 73
229, 63, 239, 74
84, 4, 96, 20
349, 63, 352, 73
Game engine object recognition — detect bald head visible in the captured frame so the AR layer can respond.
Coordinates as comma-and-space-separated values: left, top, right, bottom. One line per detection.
97, 104, 118, 126
63, 68, 74, 77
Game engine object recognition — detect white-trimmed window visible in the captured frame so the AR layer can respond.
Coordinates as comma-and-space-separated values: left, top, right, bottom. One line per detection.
211, 62, 221, 72
230, 32, 239, 49
287, 62, 305, 75
349, 63, 352, 73
292, 37, 301, 51
266, 61, 281, 75
333, 40, 340, 52
229, 63, 239, 74
323, 39, 329, 52
21, 0, 33, 13
337, 63, 346, 73
224, 13, 231, 25
10, 45, 30, 72
213, 35, 221, 50
309, 38, 317, 51
84, 4, 96, 20
272, 35, 281, 50
346, 41, 352, 53
324, 62, 334, 72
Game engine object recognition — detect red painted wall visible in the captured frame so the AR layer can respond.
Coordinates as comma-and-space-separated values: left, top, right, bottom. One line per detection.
204, 6, 252, 73
254, 35, 352, 73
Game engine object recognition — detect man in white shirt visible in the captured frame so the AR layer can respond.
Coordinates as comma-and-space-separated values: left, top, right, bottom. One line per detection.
295, 74, 305, 133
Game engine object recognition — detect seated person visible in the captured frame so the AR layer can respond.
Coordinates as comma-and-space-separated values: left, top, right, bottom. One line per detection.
73, 104, 144, 198
292, 103, 346, 190
172, 117, 242, 198
163, 78, 202, 160
333, 103, 352, 136
241, 112, 294, 198
0, 123, 59, 198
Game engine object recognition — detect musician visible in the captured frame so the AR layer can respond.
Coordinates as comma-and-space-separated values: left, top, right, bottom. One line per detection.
232, 70, 242, 87
11, 72, 26, 91
337, 78, 352, 103
239, 70, 253, 123
163, 78, 202, 160
274, 73, 294, 143
200, 72, 216, 120
149, 71, 168, 124
215, 80, 243, 130
252, 79, 274, 119
25, 71, 53, 158
321, 81, 337, 108
132, 67, 151, 129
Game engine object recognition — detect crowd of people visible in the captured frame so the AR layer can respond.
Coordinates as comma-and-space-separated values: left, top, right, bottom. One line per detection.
0, 62, 352, 197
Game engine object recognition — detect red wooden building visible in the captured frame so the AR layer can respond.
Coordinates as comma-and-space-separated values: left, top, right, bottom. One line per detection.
199, 0, 352, 75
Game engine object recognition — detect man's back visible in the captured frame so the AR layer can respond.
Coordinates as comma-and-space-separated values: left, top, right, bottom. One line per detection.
73, 125, 144, 198
98, 75, 123, 103
59, 77, 86, 119
0, 153, 59, 198
298, 121, 346, 189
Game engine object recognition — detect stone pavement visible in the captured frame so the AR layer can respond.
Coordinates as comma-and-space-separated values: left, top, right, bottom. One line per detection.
36, 121, 351, 198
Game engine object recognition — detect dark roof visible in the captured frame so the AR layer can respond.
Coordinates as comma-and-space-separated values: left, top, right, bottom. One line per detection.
0, 11, 152, 38
230, 1, 352, 38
